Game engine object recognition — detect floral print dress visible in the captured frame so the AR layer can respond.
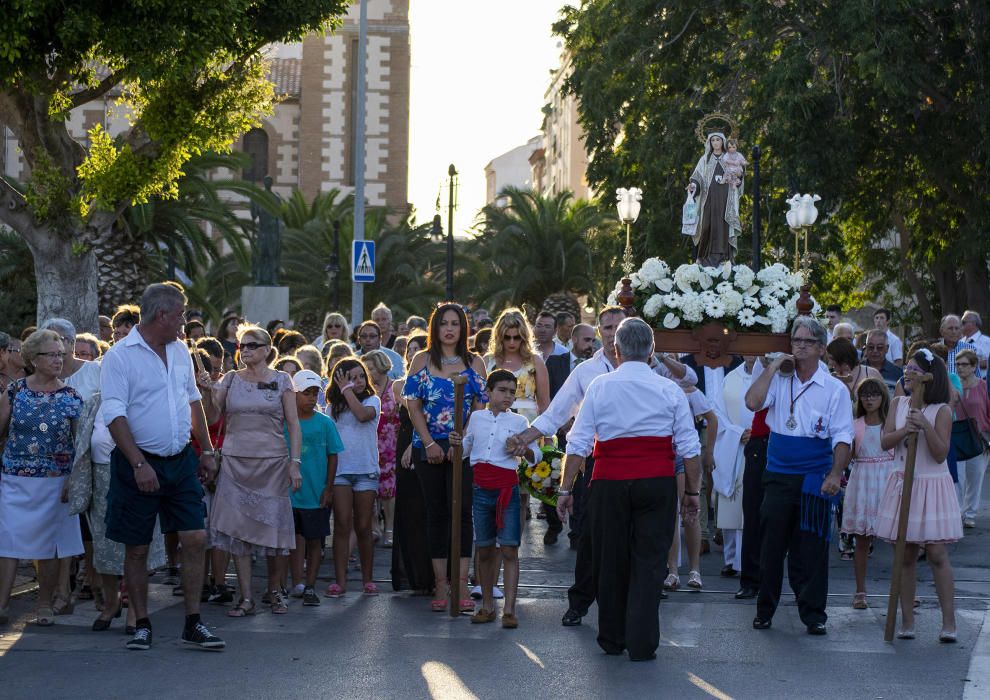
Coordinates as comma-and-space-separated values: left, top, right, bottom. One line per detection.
3, 379, 82, 477
377, 380, 399, 498
402, 366, 487, 448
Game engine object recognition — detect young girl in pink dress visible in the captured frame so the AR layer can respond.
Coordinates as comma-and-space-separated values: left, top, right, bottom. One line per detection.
875, 349, 962, 642
840, 378, 894, 609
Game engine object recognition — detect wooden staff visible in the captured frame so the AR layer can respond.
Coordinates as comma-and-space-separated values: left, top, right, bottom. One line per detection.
449, 374, 468, 617
884, 372, 932, 642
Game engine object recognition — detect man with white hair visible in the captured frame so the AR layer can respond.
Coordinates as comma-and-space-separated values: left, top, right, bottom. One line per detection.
371, 303, 396, 349
556, 317, 701, 661
961, 310, 990, 376
939, 314, 976, 375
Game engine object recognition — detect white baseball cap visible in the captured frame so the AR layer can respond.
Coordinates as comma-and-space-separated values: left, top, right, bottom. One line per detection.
292, 369, 324, 392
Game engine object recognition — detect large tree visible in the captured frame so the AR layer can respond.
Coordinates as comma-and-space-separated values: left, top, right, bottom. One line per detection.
555, 0, 990, 334
0, 0, 347, 331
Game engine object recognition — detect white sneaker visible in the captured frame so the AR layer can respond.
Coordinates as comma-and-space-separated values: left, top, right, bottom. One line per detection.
290, 584, 306, 598
493, 586, 504, 600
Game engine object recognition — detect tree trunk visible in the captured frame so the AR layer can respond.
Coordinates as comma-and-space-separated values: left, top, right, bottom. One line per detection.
893, 215, 937, 336
27, 228, 100, 334
963, 256, 990, 322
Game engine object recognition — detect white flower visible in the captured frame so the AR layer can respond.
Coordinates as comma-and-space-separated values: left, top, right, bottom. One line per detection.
550, 458, 561, 470
732, 265, 756, 290
754, 315, 771, 327
704, 298, 726, 318
661, 292, 682, 309
737, 308, 757, 327
715, 281, 734, 294
768, 306, 790, 333
757, 263, 789, 285
702, 265, 723, 280
656, 278, 674, 292
680, 293, 705, 323
643, 294, 664, 319
698, 270, 714, 290
542, 477, 553, 488
719, 288, 744, 315
630, 272, 644, 290
743, 295, 761, 309
787, 272, 805, 290
639, 258, 670, 284
607, 291, 618, 306
550, 469, 560, 479
663, 313, 681, 329
674, 264, 701, 293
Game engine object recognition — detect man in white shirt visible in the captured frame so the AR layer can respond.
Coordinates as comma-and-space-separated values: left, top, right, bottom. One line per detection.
745, 317, 853, 636
873, 308, 903, 366
961, 310, 990, 376
533, 312, 569, 362
101, 283, 223, 652
556, 318, 701, 661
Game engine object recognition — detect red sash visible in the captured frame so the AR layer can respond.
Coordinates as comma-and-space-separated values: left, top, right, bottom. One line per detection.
591, 436, 674, 481
750, 408, 770, 438
473, 462, 519, 530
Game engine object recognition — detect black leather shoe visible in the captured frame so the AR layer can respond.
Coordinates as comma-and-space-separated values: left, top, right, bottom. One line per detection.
720, 565, 738, 578
568, 538, 579, 550
561, 609, 584, 626
543, 529, 559, 546
735, 586, 758, 600
806, 623, 827, 636
752, 617, 772, 630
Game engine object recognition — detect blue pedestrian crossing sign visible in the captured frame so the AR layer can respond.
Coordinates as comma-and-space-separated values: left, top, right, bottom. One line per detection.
352, 240, 375, 283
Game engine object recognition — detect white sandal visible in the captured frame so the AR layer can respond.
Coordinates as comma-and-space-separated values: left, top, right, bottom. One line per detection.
687, 570, 703, 590
663, 572, 680, 590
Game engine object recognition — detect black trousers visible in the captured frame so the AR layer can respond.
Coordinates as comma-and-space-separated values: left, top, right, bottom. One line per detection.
566, 460, 595, 613
590, 476, 676, 660
740, 436, 768, 588
756, 471, 830, 626
415, 446, 473, 560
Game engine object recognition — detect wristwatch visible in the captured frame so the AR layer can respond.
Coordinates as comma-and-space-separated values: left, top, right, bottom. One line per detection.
201, 450, 215, 457
558, 489, 571, 497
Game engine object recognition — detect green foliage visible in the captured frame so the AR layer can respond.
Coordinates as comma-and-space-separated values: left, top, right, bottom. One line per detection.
467, 187, 618, 311
555, 0, 990, 331
23, 150, 76, 226
0, 227, 36, 331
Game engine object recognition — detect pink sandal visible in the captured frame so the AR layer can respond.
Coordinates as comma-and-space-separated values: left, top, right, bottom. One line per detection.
431, 578, 449, 612
324, 584, 345, 598
363, 582, 379, 596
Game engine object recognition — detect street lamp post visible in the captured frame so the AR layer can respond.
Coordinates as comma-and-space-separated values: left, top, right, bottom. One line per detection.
446, 164, 457, 302
615, 187, 642, 310
785, 193, 821, 316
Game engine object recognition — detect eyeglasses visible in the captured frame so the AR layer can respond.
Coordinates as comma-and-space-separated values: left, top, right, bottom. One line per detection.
791, 338, 819, 347
503, 334, 522, 342
865, 344, 887, 351
237, 342, 269, 351
3, 347, 19, 353
859, 392, 883, 400
36, 351, 66, 359
358, 333, 380, 340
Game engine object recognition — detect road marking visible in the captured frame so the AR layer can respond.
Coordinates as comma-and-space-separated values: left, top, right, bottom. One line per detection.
964, 607, 990, 700
688, 672, 735, 700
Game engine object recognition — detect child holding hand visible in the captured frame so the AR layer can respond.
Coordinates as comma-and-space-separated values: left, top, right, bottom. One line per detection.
449, 369, 537, 628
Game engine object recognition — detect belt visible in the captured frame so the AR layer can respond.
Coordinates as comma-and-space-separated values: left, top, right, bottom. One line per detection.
141, 444, 191, 462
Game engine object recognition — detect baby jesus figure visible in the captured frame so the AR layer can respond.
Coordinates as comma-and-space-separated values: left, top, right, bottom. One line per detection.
720, 138, 747, 187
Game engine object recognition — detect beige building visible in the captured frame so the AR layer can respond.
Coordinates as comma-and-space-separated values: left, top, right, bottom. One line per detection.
2, 0, 410, 212
483, 135, 542, 206
531, 51, 592, 201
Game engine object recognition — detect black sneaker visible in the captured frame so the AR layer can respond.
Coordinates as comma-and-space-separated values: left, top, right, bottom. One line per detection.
207, 585, 234, 605
181, 621, 226, 650
199, 584, 211, 603
126, 626, 153, 651
302, 588, 321, 606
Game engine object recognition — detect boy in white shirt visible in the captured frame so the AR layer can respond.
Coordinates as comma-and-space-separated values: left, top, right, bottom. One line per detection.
449, 369, 537, 629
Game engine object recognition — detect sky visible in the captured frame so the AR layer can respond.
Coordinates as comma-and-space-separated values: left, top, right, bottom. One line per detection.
406, 1, 566, 236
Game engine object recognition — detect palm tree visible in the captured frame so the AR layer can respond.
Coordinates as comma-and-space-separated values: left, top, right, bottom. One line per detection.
470, 187, 618, 313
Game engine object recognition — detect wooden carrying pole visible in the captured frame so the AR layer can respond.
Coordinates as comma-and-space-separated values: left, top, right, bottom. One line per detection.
449, 374, 467, 617
884, 374, 931, 642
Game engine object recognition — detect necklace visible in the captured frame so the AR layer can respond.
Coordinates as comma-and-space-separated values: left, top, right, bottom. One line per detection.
440, 356, 461, 366
786, 375, 815, 430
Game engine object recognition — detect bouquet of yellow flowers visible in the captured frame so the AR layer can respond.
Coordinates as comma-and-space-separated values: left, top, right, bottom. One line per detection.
517, 444, 565, 507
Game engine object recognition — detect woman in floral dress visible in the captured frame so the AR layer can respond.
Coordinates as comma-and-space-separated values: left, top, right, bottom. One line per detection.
364, 350, 399, 546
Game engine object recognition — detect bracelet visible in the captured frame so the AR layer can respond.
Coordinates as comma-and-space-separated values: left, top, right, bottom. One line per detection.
558, 489, 571, 497
291, 458, 302, 464
425, 441, 437, 449
684, 491, 700, 496
133, 461, 148, 470
342, 383, 355, 392
200, 450, 215, 457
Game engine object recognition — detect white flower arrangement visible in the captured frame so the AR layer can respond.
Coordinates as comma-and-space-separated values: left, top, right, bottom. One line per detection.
614, 259, 818, 333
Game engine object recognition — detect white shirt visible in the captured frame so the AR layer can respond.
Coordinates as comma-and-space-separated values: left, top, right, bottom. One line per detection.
566, 361, 701, 459
100, 326, 202, 456
885, 329, 903, 364
532, 349, 616, 436
65, 360, 101, 401
538, 340, 570, 362
964, 330, 990, 377
463, 409, 538, 470
761, 366, 854, 449
333, 395, 381, 475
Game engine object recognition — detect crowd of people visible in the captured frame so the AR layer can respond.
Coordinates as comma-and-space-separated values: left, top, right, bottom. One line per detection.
0, 286, 986, 660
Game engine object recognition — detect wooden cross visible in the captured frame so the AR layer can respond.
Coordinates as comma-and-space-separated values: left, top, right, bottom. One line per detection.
449, 374, 467, 617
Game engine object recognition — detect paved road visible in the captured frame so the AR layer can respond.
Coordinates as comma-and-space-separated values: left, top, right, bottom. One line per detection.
3, 490, 988, 699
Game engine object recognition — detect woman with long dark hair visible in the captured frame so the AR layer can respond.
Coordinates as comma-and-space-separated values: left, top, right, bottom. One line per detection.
403, 305, 487, 612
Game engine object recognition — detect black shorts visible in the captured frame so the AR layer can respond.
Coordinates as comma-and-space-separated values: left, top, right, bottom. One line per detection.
105, 446, 206, 546
293, 507, 331, 541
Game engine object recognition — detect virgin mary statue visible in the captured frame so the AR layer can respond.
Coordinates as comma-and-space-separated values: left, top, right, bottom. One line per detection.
688, 132, 743, 267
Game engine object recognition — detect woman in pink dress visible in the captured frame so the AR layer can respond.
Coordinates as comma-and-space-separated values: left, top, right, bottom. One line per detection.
364, 350, 399, 546
875, 349, 961, 642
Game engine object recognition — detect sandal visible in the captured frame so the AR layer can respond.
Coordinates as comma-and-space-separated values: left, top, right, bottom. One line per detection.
663, 572, 680, 591
687, 571, 703, 590
325, 583, 345, 598
852, 592, 868, 610
52, 595, 74, 616
227, 599, 256, 617
363, 582, 379, 596
939, 629, 958, 643
896, 628, 915, 640
34, 607, 56, 626
458, 578, 475, 612
431, 578, 449, 612
271, 591, 288, 614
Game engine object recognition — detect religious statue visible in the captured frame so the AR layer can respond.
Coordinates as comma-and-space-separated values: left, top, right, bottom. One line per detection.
687, 116, 744, 267
250, 175, 283, 286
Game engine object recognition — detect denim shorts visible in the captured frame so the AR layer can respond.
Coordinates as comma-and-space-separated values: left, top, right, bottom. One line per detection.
473, 484, 521, 547
333, 472, 379, 492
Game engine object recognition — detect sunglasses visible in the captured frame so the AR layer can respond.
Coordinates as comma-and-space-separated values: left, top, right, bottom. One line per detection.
503, 334, 522, 342
358, 333, 380, 340
326, 323, 342, 328
238, 342, 269, 351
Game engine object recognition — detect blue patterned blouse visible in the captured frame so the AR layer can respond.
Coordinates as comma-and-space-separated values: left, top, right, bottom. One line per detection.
403, 366, 487, 448
2, 379, 82, 477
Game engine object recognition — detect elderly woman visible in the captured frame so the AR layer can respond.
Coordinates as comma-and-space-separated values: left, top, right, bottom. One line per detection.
364, 350, 399, 546
826, 337, 881, 401
206, 325, 302, 616
74, 333, 102, 362
372, 303, 397, 349
0, 330, 84, 626
0, 331, 27, 391
953, 349, 990, 528
314, 312, 352, 351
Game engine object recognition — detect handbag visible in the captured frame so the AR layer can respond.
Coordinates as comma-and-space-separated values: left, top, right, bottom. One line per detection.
67, 393, 100, 515
951, 394, 986, 462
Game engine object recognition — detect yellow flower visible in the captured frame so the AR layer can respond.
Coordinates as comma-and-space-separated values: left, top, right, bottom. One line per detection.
530, 478, 543, 489
535, 463, 551, 478
524, 467, 534, 478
